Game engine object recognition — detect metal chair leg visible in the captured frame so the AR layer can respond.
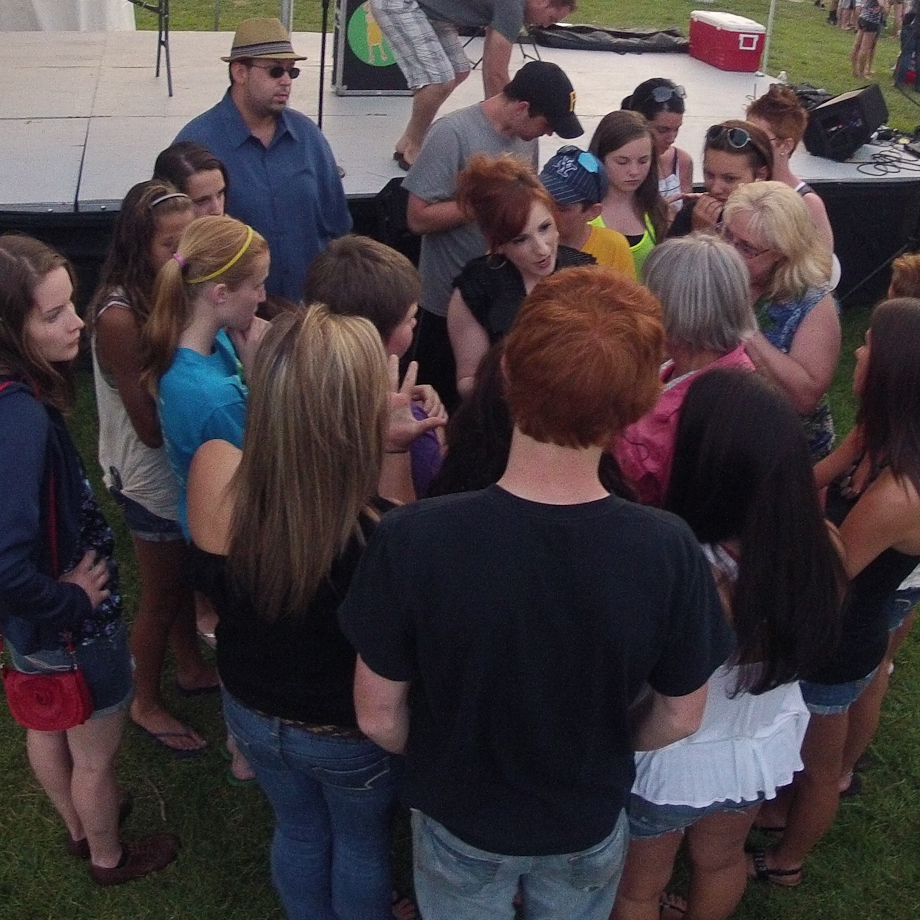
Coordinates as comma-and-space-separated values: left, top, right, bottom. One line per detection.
154, 0, 172, 96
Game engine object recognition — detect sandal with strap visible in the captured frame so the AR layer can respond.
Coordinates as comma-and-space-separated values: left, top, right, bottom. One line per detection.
659, 891, 687, 918
747, 847, 803, 887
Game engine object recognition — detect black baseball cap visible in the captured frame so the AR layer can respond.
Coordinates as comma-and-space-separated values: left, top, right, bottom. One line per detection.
505, 61, 583, 139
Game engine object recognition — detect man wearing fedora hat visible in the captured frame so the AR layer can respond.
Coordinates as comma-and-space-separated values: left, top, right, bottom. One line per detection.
175, 18, 351, 303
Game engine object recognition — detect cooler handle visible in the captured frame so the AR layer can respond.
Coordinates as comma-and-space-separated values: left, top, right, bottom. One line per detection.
738, 33, 758, 50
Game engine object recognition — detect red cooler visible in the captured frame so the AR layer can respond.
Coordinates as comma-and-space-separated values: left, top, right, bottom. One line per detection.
689, 11, 766, 73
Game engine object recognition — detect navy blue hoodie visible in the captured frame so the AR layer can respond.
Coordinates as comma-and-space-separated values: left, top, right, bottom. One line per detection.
0, 378, 93, 654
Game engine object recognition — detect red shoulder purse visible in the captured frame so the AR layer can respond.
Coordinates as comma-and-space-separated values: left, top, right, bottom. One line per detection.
0, 380, 93, 731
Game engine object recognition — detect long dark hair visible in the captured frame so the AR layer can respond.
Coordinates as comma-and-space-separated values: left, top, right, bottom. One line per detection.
858, 298, 920, 496
428, 343, 512, 496
704, 119, 774, 176
622, 77, 686, 120
589, 110, 669, 243
0, 234, 77, 411
665, 369, 844, 694
89, 180, 193, 324
154, 141, 229, 195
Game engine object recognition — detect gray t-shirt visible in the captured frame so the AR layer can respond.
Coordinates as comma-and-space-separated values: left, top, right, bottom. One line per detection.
419, 0, 527, 42
403, 104, 538, 318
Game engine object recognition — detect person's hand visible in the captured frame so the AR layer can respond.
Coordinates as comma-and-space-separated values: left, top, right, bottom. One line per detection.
691, 194, 723, 232
60, 550, 111, 609
386, 358, 446, 454
410, 383, 448, 425
229, 316, 271, 382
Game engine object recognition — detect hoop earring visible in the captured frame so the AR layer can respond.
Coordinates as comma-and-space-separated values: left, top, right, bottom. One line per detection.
487, 252, 507, 270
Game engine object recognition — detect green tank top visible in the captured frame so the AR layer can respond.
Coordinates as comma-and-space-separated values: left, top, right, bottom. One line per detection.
589, 213, 656, 277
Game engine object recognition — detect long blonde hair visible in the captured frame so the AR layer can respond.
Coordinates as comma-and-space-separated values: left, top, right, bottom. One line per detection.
142, 215, 267, 392
228, 304, 389, 622
723, 181, 830, 302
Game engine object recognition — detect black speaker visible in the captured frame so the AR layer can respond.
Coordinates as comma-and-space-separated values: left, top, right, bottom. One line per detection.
333, 0, 412, 96
803, 84, 888, 162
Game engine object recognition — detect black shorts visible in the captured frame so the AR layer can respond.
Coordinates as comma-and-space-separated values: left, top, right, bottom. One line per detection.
858, 16, 882, 32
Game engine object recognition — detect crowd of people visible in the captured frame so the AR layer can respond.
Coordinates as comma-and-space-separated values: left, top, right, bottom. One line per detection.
2, 14, 920, 920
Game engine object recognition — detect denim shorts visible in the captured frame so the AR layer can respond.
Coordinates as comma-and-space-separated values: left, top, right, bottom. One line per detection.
627, 792, 763, 839
886, 587, 920, 631
109, 487, 183, 543
6, 621, 134, 720
412, 808, 628, 920
799, 667, 878, 716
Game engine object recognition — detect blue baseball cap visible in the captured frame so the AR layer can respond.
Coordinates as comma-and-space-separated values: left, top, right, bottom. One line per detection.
539, 146, 609, 206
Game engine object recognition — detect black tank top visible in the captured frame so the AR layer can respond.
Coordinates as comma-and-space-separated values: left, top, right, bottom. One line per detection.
809, 460, 920, 684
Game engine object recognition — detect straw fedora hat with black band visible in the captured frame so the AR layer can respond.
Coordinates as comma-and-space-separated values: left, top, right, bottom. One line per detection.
221, 18, 307, 63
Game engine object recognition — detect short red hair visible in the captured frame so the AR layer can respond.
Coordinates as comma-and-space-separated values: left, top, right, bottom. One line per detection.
504, 266, 664, 447
456, 153, 557, 251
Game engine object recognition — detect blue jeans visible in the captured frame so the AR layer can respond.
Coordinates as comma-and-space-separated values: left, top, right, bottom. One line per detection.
412, 808, 629, 920
223, 691, 396, 920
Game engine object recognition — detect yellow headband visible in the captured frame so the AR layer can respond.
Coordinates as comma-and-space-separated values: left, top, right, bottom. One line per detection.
188, 225, 254, 285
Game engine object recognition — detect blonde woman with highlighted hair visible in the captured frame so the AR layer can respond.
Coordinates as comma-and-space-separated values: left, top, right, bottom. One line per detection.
184, 305, 409, 920
721, 181, 840, 459
143, 215, 270, 538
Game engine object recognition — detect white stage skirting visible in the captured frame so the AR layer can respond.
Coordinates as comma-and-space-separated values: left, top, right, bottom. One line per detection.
0, 29, 916, 212
0, 0, 135, 31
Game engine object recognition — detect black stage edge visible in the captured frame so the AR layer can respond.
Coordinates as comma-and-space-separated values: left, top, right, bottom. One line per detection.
810, 179, 920, 303
2, 178, 918, 313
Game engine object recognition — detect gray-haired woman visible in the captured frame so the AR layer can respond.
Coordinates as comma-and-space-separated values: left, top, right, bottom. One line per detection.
612, 233, 757, 506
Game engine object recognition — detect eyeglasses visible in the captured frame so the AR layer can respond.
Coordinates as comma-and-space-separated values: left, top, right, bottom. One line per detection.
556, 145, 601, 173
719, 224, 772, 260
650, 84, 686, 103
247, 61, 300, 79
706, 125, 753, 149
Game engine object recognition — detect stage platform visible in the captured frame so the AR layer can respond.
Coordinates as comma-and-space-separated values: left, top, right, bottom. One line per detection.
3, 28, 920, 213
2, 28, 919, 303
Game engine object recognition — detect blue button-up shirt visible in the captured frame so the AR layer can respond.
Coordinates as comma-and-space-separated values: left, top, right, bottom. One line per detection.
176, 92, 352, 303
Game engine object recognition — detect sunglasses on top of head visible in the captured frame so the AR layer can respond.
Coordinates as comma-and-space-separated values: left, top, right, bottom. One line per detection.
649, 84, 686, 103
706, 125, 755, 150
556, 145, 602, 173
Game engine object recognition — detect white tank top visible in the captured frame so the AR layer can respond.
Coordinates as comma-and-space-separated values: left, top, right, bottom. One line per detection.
659, 148, 683, 214
92, 293, 180, 522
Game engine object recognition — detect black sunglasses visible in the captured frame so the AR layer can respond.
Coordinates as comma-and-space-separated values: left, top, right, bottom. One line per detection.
248, 61, 300, 79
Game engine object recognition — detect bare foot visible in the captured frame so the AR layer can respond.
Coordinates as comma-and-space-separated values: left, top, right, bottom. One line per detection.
391, 893, 419, 920
394, 141, 420, 170
131, 704, 207, 753
747, 847, 803, 887
175, 663, 219, 695
660, 891, 687, 919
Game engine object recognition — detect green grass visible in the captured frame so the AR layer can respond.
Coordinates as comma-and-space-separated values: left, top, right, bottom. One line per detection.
140, 0, 920, 134
4, 307, 919, 919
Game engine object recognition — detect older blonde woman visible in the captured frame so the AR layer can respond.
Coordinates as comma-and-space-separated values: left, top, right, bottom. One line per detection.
721, 181, 840, 459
